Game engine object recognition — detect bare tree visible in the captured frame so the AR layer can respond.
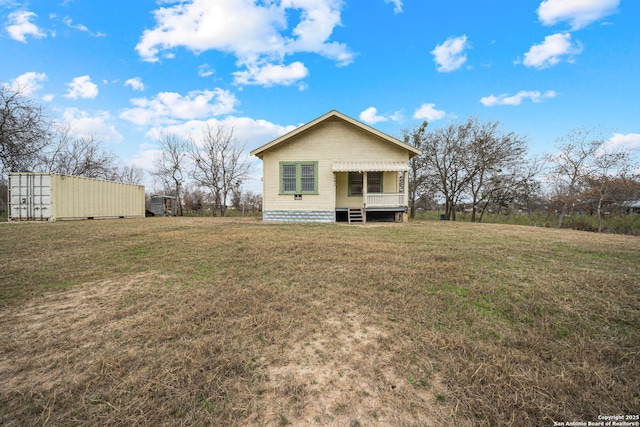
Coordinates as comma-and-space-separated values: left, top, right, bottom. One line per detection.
152, 132, 189, 216
43, 125, 119, 179
422, 118, 476, 220
182, 184, 208, 214
586, 146, 637, 232
402, 121, 429, 219
546, 128, 602, 228
465, 119, 528, 222
112, 164, 146, 184
0, 85, 51, 175
241, 190, 262, 213
190, 124, 251, 217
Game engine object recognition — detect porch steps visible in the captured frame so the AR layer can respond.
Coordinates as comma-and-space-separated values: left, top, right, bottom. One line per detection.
348, 208, 364, 224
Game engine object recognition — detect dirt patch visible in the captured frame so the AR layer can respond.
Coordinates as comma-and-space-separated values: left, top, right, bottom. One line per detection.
256, 307, 446, 426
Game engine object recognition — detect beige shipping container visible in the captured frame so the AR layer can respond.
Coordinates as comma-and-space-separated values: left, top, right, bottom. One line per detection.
8, 172, 145, 221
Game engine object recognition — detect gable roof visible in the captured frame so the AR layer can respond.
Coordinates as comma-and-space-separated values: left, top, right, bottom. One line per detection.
250, 110, 422, 159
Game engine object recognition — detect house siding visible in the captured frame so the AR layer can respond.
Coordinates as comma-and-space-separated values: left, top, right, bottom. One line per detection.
262, 119, 407, 215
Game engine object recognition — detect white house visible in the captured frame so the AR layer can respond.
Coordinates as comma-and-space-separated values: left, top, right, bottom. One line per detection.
250, 110, 422, 223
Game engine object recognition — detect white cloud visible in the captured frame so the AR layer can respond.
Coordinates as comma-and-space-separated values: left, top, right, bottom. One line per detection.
135, 0, 353, 87
134, 115, 297, 193
413, 103, 446, 122
384, 0, 403, 14
359, 107, 388, 125
61, 107, 123, 142
198, 64, 215, 77
59, 16, 106, 37
6, 10, 47, 42
135, 0, 283, 61
233, 61, 309, 87
125, 77, 145, 91
521, 33, 583, 69
64, 75, 99, 99
537, 0, 619, 30
145, 115, 297, 149
120, 88, 238, 126
604, 133, 640, 153
359, 107, 405, 125
62, 17, 87, 32
431, 35, 470, 73
480, 90, 557, 107
9, 71, 47, 95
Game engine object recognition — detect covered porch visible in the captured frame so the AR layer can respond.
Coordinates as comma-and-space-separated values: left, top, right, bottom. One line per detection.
332, 161, 409, 223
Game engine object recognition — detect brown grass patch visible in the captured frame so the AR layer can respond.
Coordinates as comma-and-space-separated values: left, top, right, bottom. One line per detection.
1, 218, 638, 426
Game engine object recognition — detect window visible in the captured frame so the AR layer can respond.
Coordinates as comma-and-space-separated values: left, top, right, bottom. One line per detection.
368, 172, 382, 193
301, 164, 315, 192
282, 164, 297, 192
349, 172, 383, 195
349, 172, 363, 195
280, 162, 318, 194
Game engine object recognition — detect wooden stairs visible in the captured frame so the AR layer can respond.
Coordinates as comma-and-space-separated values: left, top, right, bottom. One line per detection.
348, 208, 364, 224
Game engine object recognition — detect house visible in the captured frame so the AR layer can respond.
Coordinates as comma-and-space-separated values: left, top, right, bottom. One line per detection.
250, 110, 422, 223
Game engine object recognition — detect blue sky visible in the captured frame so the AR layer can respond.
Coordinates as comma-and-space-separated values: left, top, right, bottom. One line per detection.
2, 0, 639, 192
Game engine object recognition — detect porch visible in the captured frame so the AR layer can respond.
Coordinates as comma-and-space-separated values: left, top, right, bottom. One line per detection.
332, 162, 409, 224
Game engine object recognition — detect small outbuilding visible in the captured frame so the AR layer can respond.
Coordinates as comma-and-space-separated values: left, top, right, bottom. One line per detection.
149, 195, 178, 216
250, 110, 422, 223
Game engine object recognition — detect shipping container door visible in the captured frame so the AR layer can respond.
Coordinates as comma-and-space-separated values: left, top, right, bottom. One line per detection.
9, 174, 52, 220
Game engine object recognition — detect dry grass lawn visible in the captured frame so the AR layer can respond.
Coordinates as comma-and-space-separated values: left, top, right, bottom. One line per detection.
1, 217, 638, 426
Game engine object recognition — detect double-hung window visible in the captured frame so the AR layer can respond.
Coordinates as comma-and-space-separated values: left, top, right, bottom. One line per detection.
349, 172, 383, 195
280, 162, 318, 194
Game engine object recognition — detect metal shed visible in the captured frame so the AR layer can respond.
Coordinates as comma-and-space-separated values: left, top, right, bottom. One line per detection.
8, 172, 145, 221
149, 195, 178, 216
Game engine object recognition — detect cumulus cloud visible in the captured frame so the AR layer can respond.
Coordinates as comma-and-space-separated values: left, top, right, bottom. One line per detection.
413, 103, 446, 121
9, 71, 47, 95
603, 133, 640, 153
145, 115, 296, 148
358, 107, 404, 125
64, 75, 99, 99
480, 90, 557, 106
135, 0, 353, 87
61, 108, 123, 142
120, 88, 238, 126
233, 61, 309, 87
6, 10, 47, 42
359, 107, 388, 125
537, 0, 619, 30
384, 0, 403, 14
431, 35, 470, 73
125, 77, 145, 91
521, 33, 583, 69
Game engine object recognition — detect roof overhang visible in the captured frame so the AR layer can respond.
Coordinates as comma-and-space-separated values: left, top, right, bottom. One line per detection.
332, 161, 409, 172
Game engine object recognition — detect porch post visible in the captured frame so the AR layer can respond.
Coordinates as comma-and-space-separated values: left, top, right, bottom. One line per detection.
362, 171, 368, 224
403, 170, 409, 207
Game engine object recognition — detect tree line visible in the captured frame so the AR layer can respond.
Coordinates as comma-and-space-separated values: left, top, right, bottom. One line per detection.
2, 83, 639, 227
0, 84, 255, 218
1, 85, 149, 217
404, 118, 639, 231
150, 127, 252, 217
0, 86, 143, 183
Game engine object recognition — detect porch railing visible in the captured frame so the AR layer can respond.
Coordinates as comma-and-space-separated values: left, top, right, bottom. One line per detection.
366, 193, 405, 208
